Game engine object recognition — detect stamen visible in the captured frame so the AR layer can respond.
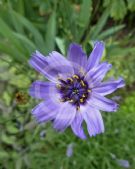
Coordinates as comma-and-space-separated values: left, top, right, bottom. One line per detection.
56, 84, 61, 89
69, 99, 74, 103
59, 98, 65, 102
87, 89, 91, 92
80, 80, 86, 87
80, 98, 84, 103
73, 75, 79, 79
59, 79, 67, 85
82, 94, 86, 98
67, 78, 73, 83
58, 74, 91, 109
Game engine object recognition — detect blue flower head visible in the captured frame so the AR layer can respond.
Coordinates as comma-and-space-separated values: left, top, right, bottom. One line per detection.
29, 41, 125, 139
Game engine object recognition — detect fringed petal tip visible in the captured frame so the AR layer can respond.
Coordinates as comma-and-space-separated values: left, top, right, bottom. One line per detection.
29, 82, 37, 98
67, 43, 87, 74
29, 50, 45, 65
87, 41, 105, 71
88, 129, 105, 137
117, 77, 125, 88
102, 62, 112, 70
112, 103, 119, 112
88, 93, 118, 112
82, 107, 105, 137
68, 43, 85, 55
53, 126, 65, 133
71, 112, 87, 140
94, 41, 105, 48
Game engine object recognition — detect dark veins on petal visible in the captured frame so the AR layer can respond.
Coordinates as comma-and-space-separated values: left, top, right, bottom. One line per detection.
56, 75, 91, 110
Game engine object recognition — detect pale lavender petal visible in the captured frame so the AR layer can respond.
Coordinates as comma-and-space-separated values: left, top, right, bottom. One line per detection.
53, 102, 76, 132
29, 81, 58, 99
29, 51, 55, 82
112, 96, 121, 101
66, 143, 74, 157
85, 62, 112, 88
67, 43, 87, 75
88, 92, 118, 112
87, 41, 105, 71
81, 105, 104, 137
29, 51, 74, 82
32, 99, 60, 123
116, 159, 130, 168
93, 77, 125, 96
71, 112, 86, 139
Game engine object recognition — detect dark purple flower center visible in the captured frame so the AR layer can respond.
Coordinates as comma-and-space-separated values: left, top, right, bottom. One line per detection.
56, 75, 91, 110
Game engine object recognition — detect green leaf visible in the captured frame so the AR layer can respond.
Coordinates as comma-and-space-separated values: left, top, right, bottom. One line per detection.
45, 12, 56, 54
98, 25, 125, 39
1, 133, 16, 145
103, 0, 111, 7
7, 2, 25, 34
16, 0, 25, 15
6, 125, 19, 134
16, 158, 23, 169
11, 11, 45, 52
127, 0, 135, 11
60, 0, 77, 40
3, 92, 11, 106
10, 74, 31, 88
0, 151, 9, 159
90, 8, 109, 39
103, 0, 127, 20
13, 32, 36, 53
0, 18, 25, 53
0, 42, 24, 62
55, 37, 66, 55
78, 0, 92, 27
77, 0, 92, 41
108, 46, 135, 57
110, 0, 127, 20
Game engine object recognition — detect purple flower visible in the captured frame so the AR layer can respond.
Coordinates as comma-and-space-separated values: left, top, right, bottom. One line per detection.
116, 159, 130, 168
110, 153, 130, 168
66, 143, 74, 157
29, 41, 125, 139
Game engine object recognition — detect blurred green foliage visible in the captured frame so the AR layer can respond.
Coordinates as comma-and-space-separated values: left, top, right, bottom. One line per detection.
0, 0, 135, 168
103, 0, 135, 20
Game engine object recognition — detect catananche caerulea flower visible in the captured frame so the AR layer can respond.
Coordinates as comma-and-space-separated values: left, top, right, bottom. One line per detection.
29, 41, 125, 139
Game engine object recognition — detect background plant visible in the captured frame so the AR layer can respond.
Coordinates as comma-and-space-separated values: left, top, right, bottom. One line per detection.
0, 0, 135, 168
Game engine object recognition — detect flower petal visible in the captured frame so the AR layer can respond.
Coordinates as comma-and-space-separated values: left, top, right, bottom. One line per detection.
29, 51, 74, 82
29, 81, 58, 100
85, 62, 112, 88
87, 41, 105, 71
66, 143, 74, 157
93, 77, 125, 96
53, 102, 76, 132
88, 92, 118, 112
32, 99, 60, 123
71, 112, 86, 139
67, 43, 87, 75
82, 106, 104, 137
